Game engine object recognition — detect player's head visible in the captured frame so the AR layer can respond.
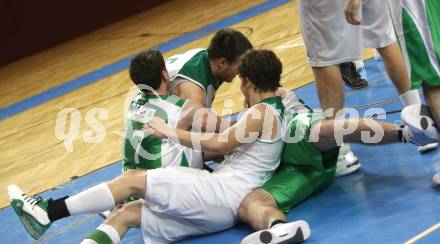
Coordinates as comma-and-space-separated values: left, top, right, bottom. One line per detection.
129, 49, 169, 93
208, 28, 253, 83
238, 49, 282, 105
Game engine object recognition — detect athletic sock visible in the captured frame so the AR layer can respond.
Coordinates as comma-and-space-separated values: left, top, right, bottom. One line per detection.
47, 196, 70, 222
65, 183, 116, 216
400, 89, 421, 107
80, 239, 98, 244
269, 219, 287, 229
82, 224, 121, 244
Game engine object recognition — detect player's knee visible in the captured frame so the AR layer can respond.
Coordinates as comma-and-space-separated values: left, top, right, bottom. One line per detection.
108, 201, 142, 227
120, 170, 147, 197
239, 189, 275, 218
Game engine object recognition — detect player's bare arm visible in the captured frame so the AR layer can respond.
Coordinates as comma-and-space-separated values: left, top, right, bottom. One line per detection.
146, 103, 277, 154
176, 81, 233, 133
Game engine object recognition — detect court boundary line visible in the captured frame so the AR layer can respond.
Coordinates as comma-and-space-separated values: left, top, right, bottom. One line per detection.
404, 221, 440, 244
0, 0, 290, 120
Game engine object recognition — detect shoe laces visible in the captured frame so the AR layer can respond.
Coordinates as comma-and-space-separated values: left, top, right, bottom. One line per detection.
23, 194, 43, 208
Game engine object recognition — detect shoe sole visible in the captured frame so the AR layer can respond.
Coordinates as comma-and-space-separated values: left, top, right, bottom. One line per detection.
341, 77, 368, 90
10, 200, 43, 239
258, 221, 310, 244
335, 161, 361, 177
343, 81, 368, 90
418, 143, 438, 154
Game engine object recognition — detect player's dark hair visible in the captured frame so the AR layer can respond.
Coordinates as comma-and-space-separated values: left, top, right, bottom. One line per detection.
208, 28, 253, 63
238, 49, 282, 92
129, 49, 165, 91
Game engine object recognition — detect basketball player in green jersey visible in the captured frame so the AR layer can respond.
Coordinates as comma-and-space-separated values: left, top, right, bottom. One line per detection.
122, 49, 205, 172
166, 28, 253, 130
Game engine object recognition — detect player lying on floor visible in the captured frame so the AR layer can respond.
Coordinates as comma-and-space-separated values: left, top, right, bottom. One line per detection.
8, 49, 439, 244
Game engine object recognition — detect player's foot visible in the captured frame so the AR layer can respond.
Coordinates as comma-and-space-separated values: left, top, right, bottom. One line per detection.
241, 220, 310, 244
417, 142, 438, 153
339, 62, 368, 90
8, 185, 52, 239
401, 105, 439, 146
335, 144, 361, 177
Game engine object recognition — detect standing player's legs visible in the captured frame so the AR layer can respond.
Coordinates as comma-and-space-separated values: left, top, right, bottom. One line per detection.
313, 66, 345, 114
362, 0, 430, 152
362, 0, 421, 105
388, 0, 440, 153
377, 42, 412, 95
298, 0, 362, 177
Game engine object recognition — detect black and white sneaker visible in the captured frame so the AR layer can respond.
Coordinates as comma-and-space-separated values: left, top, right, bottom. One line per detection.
339, 62, 368, 90
241, 220, 310, 244
401, 105, 439, 146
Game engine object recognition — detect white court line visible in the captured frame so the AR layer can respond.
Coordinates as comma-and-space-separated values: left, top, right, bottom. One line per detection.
404, 221, 440, 244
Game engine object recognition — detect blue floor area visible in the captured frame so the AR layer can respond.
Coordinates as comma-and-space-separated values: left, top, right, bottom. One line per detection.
1, 59, 439, 243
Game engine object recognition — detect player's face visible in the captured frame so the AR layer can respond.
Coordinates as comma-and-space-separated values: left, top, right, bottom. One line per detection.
217, 59, 239, 83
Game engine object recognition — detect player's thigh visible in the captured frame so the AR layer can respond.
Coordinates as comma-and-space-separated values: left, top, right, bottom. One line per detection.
299, 0, 362, 67
362, 0, 396, 48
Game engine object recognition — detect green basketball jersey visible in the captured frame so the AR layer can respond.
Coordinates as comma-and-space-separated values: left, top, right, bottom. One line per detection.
122, 93, 203, 171
166, 48, 221, 107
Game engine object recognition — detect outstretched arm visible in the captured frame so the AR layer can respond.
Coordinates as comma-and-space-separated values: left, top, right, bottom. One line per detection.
178, 99, 233, 133
175, 81, 232, 133
146, 105, 267, 154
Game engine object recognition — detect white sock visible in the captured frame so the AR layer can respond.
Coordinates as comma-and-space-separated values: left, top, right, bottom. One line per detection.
80, 224, 121, 244
80, 240, 98, 244
97, 224, 121, 244
65, 183, 115, 215
400, 89, 421, 107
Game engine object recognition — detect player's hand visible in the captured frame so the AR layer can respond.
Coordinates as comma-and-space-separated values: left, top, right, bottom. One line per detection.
344, 0, 362, 25
144, 117, 171, 139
